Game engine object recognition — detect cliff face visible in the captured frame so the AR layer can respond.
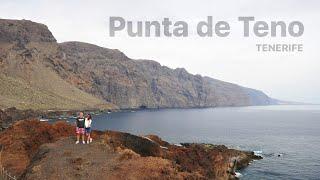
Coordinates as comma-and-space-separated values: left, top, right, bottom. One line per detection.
0, 18, 274, 110
54, 42, 274, 109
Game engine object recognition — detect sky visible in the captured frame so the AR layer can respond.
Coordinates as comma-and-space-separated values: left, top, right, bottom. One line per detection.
0, 0, 319, 103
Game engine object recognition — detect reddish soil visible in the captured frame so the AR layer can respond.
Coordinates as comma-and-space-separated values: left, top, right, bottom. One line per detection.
21, 137, 197, 180
0, 120, 74, 175
0, 120, 261, 179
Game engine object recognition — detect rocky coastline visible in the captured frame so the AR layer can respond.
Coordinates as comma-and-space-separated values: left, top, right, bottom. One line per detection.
0, 111, 262, 180
0, 107, 115, 130
0, 18, 265, 179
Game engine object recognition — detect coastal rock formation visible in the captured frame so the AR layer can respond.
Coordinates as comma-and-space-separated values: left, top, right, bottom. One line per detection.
21, 137, 197, 180
0, 120, 261, 179
0, 107, 40, 130
0, 18, 275, 110
0, 120, 74, 175
0, 109, 8, 130
0, 107, 83, 130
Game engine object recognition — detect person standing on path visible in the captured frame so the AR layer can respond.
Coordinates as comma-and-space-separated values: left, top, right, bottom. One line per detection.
75, 112, 85, 144
85, 114, 92, 144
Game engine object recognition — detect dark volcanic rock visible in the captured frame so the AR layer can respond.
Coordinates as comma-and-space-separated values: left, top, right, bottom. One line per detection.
0, 19, 56, 44
104, 130, 163, 157
4, 107, 40, 121
0, 107, 42, 129
0, 109, 10, 130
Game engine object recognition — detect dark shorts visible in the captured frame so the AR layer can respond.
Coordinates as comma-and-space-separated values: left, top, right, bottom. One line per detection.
76, 127, 85, 134
85, 127, 91, 134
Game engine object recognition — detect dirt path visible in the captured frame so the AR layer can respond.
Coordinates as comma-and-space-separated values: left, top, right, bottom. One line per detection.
1, 120, 260, 179
21, 137, 194, 180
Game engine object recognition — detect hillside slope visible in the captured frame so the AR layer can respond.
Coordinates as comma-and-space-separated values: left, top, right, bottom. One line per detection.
0, 18, 275, 110
0, 19, 116, 110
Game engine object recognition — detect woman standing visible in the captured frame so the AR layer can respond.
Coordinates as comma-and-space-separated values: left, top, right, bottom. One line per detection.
85, 114, 93, 144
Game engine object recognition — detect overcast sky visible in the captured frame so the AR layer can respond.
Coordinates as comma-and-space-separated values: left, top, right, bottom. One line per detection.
1, 0, 319, 103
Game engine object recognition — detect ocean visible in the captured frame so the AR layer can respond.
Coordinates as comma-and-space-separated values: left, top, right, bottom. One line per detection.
72, 105, 320, 179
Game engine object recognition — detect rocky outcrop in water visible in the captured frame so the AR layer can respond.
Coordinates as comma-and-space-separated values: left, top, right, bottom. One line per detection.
0, 18, 275, 110
0, 120, 261, 179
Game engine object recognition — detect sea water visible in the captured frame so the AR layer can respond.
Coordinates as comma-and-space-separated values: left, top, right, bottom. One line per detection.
70, 105, 320, 179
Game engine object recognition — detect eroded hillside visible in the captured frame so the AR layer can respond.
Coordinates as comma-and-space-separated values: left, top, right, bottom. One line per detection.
0, 18, 275, 110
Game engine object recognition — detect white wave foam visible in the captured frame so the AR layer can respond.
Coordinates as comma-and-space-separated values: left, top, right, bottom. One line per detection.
235, 172, 242, 178
253, 150, 263, 156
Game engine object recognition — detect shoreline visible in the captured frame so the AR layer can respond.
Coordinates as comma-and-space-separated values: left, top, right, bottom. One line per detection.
0, 119, 262, 179
1, 104, 316, 130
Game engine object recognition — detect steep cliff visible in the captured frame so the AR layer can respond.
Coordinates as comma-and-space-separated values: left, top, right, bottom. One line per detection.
55, 42, 274, 108
0, 19, 275, 110
0, 19, 117, 110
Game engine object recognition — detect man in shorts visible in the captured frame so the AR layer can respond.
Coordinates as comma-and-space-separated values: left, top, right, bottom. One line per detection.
75, 112, 85, 144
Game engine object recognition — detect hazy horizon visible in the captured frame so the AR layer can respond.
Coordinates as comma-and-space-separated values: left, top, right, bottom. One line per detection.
1, 0, 319, 103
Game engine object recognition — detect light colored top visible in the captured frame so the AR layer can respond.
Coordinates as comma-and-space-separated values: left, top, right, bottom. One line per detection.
85, 118, 92, 128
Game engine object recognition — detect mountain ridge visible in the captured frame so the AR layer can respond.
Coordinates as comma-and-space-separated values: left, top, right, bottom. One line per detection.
55, 41, 276, 108
0, 19, 117, 110
0, 18, 276, 110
